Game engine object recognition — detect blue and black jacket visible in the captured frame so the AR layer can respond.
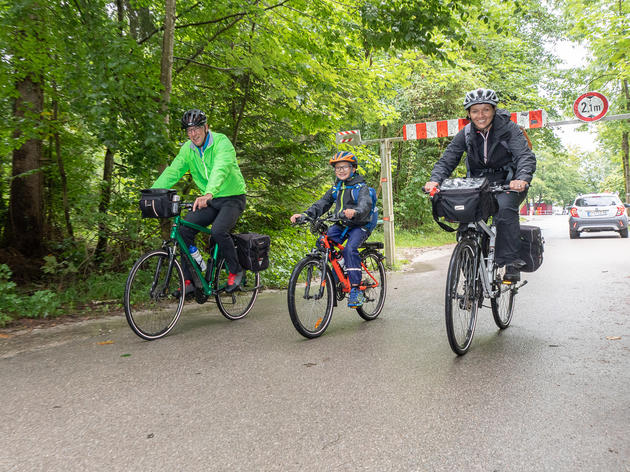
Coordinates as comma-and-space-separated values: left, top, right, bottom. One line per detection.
304, 173, 372, 228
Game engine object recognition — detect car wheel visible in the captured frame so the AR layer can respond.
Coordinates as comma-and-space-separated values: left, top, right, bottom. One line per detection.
620, 228, 629, 238
569, 229, 580, 239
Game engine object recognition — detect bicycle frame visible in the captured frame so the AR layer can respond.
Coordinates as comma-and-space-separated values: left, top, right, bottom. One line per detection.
314, 231, 380, 297
460, 219, 498, 299
166, 214, 221, 296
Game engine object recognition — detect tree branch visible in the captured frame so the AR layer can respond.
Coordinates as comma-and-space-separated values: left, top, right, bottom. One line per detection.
173, 56, 239, 71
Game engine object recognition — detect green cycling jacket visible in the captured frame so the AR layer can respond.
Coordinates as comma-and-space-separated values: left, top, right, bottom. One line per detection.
152, 131, 246, 198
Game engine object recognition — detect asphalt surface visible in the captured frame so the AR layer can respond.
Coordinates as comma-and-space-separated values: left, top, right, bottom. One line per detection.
1, 215, 629, 471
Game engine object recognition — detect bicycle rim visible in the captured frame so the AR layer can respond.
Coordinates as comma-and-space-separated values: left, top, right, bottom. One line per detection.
356, 252, 387, 320
124, 250, 185, 340
491, 266, 516, 329
215, 258, 260, 320
445, 240, 479, 355
287, 258, 334, 338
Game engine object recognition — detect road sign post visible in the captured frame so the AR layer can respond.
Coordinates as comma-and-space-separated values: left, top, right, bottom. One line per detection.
379, 139, 395, 266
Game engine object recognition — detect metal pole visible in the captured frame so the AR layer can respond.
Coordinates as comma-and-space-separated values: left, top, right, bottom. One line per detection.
380, 139, 395, 266
547, 113, 630, 127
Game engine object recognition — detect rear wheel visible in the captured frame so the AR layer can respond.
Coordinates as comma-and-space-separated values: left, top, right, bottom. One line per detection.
491, 266, 515, 329
445, 240, 479, 356
215, 258, 260, 320
124, 249, 185, 340
356, 251, 387, 320
287, 257, 334, 338
619, 228, 628, 238
569, 229, 580, 239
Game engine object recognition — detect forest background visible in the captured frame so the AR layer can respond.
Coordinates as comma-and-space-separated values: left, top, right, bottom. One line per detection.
0, 0, 628, 324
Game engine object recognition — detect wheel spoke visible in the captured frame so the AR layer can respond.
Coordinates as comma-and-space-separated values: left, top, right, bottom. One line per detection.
124, 250, 185, 340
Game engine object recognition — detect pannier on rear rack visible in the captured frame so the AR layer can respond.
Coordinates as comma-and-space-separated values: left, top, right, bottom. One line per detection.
139, 188, 178, 218
518, 225, 544, 272
432, 177, 498, 227
232, 232, 271, 272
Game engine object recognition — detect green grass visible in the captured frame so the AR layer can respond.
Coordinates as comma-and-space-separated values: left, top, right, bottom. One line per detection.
368, 226, 456, 248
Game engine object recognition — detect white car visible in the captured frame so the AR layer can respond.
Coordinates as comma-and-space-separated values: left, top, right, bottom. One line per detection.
568, 193, 629, 239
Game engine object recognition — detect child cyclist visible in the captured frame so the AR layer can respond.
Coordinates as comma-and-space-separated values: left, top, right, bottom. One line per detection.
290, 151, 374, 307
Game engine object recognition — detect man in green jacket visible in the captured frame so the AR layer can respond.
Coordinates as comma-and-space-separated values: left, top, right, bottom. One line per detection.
152, 109, 247, 294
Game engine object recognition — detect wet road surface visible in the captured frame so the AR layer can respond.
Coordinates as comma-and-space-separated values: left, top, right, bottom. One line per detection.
1, 215, 629, 471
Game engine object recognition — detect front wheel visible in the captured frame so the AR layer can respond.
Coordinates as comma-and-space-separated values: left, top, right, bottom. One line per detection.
356, 251, 387, 320
124, 249, 185, 340
445, 240, 479, 356
491, 266, 516, 329
287, 257, 334, 338
215, 258, 260, 320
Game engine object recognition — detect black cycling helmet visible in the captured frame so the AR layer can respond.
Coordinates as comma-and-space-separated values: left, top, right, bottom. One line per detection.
181, 109, 207, 130
463, 88, 499, 109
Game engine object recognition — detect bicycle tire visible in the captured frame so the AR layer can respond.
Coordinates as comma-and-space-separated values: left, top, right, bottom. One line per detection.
214, 258, 260, 320
356, 251, 387, 320
491, 266, 516, 329
445, 239, 479, 355
287, 257, 334, 338
124, 249, 185, 340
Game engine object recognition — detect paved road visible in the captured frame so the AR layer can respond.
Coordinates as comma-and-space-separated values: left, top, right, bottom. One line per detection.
1, 215, 629, 471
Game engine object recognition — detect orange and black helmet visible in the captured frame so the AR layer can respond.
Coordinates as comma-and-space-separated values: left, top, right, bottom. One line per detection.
329, 151, 358, 167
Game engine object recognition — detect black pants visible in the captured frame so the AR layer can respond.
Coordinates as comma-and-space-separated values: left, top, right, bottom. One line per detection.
180, 194, 246, 280
494, 190, 527, 266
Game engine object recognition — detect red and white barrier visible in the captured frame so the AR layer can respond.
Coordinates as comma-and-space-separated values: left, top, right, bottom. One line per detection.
335, 129, 361, 145
402, 109, 547, 141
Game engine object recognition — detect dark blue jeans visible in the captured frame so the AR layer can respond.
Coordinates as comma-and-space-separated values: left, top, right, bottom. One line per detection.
494, 190, 527, 266
327, 224, 369, 286
180, 194, 246, 280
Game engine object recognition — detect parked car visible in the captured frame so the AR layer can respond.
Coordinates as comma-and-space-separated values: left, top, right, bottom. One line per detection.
568, 193, 629, 239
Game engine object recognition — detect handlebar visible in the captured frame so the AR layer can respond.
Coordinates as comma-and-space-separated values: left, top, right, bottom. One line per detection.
423, 182, 528, 197
292, 213, 344, 235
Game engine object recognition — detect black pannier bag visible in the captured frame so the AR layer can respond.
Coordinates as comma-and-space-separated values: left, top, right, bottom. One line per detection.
432, 177, 498, 228
519, 225, 544, 272
139, 188, 177, 218
232, 232, 271, 272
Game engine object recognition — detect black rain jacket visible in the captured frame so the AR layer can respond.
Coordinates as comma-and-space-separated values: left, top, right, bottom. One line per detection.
429, 108, 536, 185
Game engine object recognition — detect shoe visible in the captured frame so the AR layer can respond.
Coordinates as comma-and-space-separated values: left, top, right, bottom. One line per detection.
225, 270, 244, 293
503, 260, 525, 284
173, 279, 194, 299
347, 287, 364, 308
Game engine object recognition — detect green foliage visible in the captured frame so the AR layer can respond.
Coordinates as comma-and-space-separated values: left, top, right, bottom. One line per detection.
0, 264, 63, 325
2, 0, 624, 324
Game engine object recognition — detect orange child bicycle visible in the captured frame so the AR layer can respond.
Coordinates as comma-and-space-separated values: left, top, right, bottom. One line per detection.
287, 214, 387, 338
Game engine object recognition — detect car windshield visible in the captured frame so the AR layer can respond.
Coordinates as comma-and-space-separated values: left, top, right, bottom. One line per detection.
575, 197, 619, 207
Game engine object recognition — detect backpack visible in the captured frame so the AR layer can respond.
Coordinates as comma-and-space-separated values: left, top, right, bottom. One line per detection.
331, 181, 379, 232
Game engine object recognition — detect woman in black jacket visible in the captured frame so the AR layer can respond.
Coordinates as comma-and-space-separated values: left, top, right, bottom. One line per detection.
424, 88, 537, 282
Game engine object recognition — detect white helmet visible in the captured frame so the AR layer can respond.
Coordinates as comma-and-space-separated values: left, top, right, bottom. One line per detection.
463, 88, 498, 109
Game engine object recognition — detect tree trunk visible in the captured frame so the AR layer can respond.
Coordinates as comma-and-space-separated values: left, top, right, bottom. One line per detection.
622, 79, 630, 204
6, 75, 45, 257
94, 148, 115, 264
52, 98, 74, 240
159, 0, 176, 239
160, 0, 176, 119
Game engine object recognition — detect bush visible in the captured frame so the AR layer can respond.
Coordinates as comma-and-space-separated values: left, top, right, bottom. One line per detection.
0, 264, 63, 326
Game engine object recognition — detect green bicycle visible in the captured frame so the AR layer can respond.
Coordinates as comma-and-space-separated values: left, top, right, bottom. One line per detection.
124, 197, 260, 340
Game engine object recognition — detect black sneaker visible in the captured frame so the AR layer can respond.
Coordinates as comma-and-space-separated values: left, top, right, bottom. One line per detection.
225, 270, 244, 293
503, 260, 525, 283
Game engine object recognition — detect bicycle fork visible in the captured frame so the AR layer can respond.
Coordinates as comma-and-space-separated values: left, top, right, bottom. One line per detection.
154, 245, 178, 299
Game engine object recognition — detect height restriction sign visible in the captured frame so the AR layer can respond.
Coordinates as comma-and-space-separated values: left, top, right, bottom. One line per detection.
573, 92, 609, 122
